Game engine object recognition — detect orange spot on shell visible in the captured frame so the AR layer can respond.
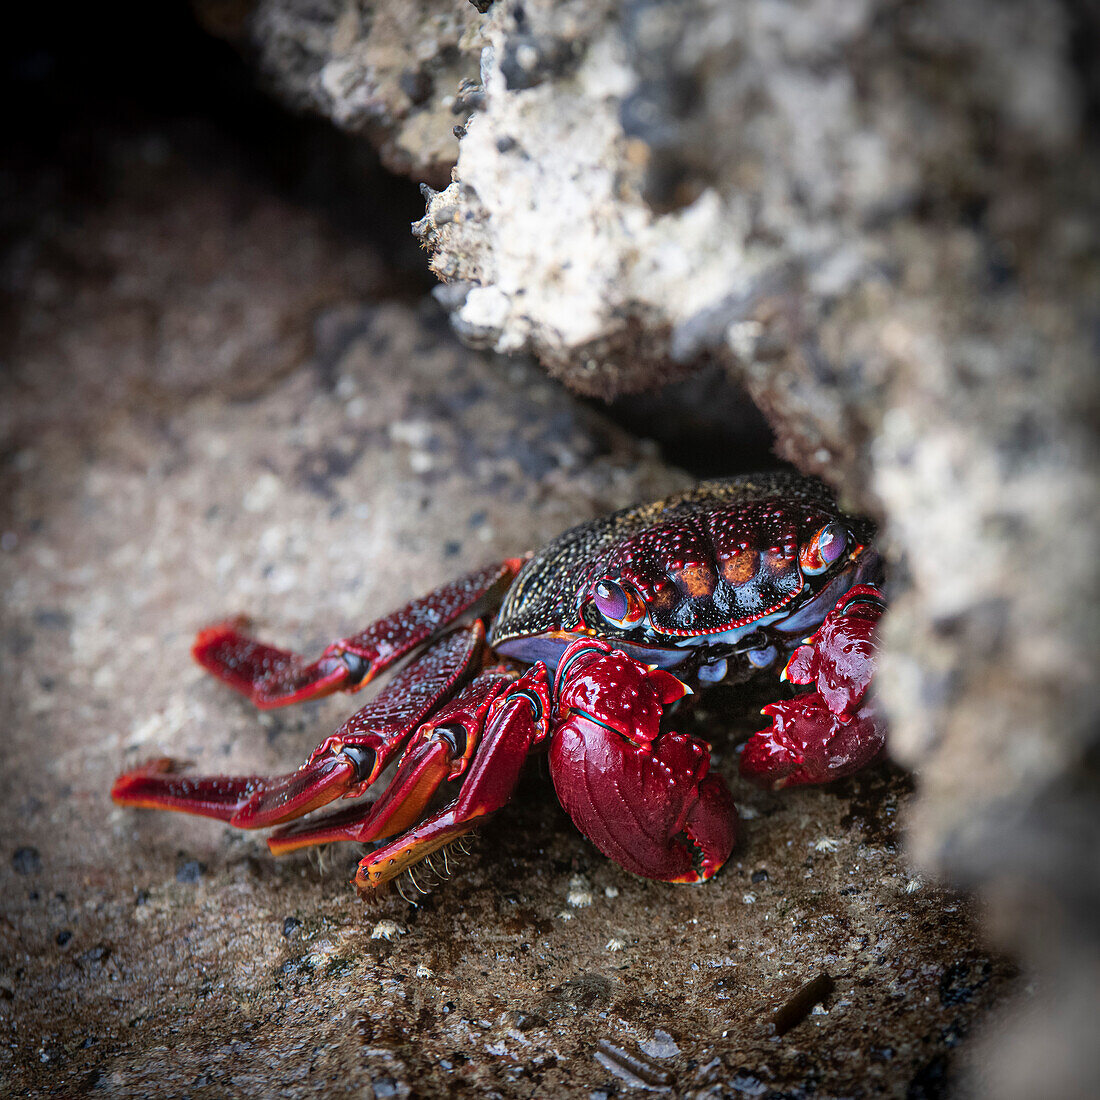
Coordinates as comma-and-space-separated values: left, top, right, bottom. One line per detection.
649, 585, 677, 612
720, 549, 758, 586
677, 562, 718, 598
763, 547, 797, 575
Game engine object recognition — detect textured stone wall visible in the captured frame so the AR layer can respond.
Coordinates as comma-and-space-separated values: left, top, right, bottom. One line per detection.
238, 2, 1100, 1094
203, 0, 485, 183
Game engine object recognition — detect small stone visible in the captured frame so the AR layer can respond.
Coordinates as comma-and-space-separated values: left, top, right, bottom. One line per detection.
639, 1029, 680, 1059
175, 860, 205, 884
12, 847, 41, 875
370, 920, 404, 941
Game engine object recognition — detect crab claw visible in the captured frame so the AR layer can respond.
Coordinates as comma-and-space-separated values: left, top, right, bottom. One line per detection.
550, 718, 737, 882
783, 584, 884, 720
741, 583, 887, 788
549, 640, 737, 883
739, 693, 885, 788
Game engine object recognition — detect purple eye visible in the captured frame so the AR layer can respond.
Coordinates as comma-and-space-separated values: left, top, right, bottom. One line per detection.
799, 523, 847, 575
593, 579, 645, 626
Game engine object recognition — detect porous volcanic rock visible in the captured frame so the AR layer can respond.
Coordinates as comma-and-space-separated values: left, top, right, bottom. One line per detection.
202, 0, 486, 185
410, 3, 1100, 1095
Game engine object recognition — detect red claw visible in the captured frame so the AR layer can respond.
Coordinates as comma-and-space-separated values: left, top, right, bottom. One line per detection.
739, 693, 885, 788
549, 640, 736, 883
550, 717, 737, 882
742, 583, 887, 788
554, 639, 689, 744
784, 584, 883, 721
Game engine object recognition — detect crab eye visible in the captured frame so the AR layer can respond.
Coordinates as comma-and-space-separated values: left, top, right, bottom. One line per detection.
592, 579, 646, 627
799, 522, 848, 575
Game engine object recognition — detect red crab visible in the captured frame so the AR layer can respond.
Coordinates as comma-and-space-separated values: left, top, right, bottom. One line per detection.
113, 474, 886, 892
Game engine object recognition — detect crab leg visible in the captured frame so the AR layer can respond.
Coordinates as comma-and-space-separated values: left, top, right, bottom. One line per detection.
112, 625, 486, 830
306, 623, 487, 788
193, 560, 522, 708
267, 670, 514, 853
354, 664, 553, 891
108, 754, 359, 827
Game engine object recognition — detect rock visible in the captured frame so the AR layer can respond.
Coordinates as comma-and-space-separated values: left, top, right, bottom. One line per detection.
408, 3, 1100, 1096
208, 0, 488, 185
0, 125, 1015, 1097
0, 128, 388, 449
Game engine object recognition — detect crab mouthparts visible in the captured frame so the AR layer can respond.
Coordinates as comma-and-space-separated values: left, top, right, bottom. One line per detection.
657, 577, 806, 638
494, 632, 691, 670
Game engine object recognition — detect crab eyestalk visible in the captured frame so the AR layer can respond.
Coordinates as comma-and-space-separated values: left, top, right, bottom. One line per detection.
547, 640, 738, 883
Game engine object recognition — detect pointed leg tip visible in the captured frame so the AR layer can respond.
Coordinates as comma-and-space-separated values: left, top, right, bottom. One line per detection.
354, 865, 382, 897
110, 776, 136, 804
111, 757, 193, 810
354, 879, 386, 904
354, 858, 391, 894
352, 862, 411, 898
192, 618, 249, 656
112, 757, 186, 801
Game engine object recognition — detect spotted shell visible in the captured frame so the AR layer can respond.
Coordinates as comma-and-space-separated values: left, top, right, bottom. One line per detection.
489, 473, 874, 649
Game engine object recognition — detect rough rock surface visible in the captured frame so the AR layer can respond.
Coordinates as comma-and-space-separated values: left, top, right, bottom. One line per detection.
205, 0, 485, 185
1, 132, 389, 441
0, 139, 1015, 1096
406, 3, 1100, 1096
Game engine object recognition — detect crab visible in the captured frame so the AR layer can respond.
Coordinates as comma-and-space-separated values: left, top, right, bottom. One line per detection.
112, 473, 886, 893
